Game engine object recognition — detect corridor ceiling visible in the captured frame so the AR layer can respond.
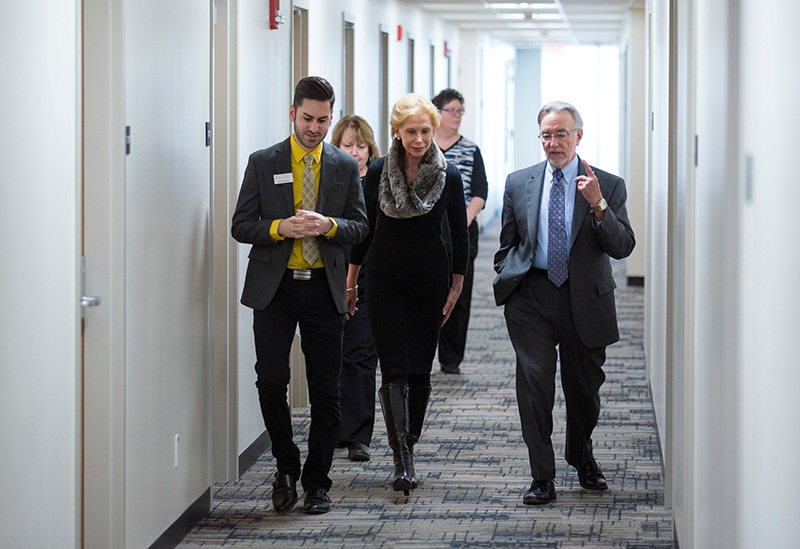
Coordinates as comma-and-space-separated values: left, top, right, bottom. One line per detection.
405, 0, 641, 47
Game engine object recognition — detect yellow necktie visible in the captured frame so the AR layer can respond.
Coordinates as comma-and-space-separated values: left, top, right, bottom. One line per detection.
301, 154, 320, 265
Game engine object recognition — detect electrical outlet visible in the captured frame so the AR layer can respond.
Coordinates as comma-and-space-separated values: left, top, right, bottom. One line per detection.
174, 434, 180, 468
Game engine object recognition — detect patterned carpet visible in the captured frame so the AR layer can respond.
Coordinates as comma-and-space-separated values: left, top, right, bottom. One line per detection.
180, 219, 673, 548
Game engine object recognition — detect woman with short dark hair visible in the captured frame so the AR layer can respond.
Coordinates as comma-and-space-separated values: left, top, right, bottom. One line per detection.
430, 88, 488, 375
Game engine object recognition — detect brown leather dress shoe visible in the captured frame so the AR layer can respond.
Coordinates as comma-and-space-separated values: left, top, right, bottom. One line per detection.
348, 442, 371, 462
522, 479, 556, 505
272, 472, 298, 513
576, 459, 608, 490
303, 487, 331, 514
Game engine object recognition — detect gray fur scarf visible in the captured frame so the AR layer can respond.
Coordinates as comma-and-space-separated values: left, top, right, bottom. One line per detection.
378, 138, 447, 219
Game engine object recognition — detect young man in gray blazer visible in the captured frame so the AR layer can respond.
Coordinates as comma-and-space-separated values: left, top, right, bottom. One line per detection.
232, 76, 368, 515
493, 101, 635, 505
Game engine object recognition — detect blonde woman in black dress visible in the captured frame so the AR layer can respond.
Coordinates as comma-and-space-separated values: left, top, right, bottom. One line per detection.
348, 94, 469, 494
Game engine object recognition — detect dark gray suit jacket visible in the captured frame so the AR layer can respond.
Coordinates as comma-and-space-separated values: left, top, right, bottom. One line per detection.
231, 137, 368, 314
493, 156, 635, 348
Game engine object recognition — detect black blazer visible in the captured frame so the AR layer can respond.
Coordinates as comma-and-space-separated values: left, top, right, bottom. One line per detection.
231, 137, 368, 314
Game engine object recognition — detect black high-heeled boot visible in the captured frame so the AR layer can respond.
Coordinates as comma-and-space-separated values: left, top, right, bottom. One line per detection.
406, 384, 431, 489
379, 384, 414, 494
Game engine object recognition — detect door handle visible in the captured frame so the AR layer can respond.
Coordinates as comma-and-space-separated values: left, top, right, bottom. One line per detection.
81, 295, 101, 308
80, 256, 102, 318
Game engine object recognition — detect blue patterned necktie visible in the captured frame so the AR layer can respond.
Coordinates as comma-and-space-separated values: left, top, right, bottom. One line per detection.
301, 154, 320, 265
547, 168, 568, 287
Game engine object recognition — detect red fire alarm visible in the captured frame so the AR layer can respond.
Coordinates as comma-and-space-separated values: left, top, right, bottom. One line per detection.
397, 25, 403, 41
269, 0, 280, 30
444, 41, 450, 58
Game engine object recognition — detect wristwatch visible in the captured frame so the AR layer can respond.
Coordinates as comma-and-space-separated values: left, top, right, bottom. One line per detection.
592, 198, 607, 212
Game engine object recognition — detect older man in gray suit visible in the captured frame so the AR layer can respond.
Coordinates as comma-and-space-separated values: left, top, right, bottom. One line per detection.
494, 101, 635, 505
232, 76, 367, 515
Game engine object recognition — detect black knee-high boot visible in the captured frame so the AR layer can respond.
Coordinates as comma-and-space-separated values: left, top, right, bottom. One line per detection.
406, 384, 431, 488
379, 384, 415, 494
407, 384, 432, 450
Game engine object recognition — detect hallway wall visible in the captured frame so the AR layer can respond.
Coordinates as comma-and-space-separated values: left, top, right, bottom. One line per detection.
621, 7, 647, 282
0, 2, 80, 547
310, 0, 459, 149
234, 0, 295, 461
691, 0, 740, 546
644, 0, 671, 472
514, 49, 543, 172
669, 0, 694, 539
644, 0, 800, 547
477, 34, 517, 220
738, 0, 800, 545
120, 1, 213, 546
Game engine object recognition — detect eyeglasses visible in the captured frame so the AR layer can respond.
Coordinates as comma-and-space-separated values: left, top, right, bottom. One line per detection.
441, 108, 466, 116
539, 128, 578, 142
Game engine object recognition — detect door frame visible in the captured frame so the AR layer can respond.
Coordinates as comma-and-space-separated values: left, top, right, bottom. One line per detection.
82, 0, 127, 545
212, 0, 240, 483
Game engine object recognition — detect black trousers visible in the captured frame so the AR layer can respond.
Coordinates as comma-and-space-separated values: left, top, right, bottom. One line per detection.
338, 291, 378, 447
438, 222, 478, 366
503, 268, 606, 481
438, 221, 478, 366
252, 270, 344, 491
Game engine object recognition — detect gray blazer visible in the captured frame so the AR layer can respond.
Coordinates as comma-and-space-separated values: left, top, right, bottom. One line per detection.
231, 137, 368, 314
493, 156, 635, 348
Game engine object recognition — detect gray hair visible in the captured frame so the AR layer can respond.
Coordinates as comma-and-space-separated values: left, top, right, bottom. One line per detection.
537, 101, 583, 129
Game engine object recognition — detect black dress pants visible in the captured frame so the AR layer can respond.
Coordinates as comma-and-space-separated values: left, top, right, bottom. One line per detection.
338, 291, 378, 446
504, 269, 606, 481
438, 221, 479, 366
252, 271, 344, 491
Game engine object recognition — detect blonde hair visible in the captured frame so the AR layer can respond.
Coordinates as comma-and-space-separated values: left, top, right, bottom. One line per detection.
390, 93, 441, 136
331, 115, 381, 161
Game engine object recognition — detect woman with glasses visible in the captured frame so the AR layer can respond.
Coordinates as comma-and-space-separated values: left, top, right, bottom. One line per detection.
348, 94, 469, 495
431, 88, 488, 375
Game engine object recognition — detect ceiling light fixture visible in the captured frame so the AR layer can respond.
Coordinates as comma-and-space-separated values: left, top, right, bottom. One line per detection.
530, 13, 562, 20
508, 21, 567, 29
485, 3, 559, 9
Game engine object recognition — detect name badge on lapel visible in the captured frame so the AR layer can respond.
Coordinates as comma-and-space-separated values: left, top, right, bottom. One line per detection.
273, 173, 293, 185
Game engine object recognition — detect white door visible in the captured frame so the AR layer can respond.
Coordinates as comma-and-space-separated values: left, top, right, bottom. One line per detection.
82, 0, 213, 546
123, 0, 213, 545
